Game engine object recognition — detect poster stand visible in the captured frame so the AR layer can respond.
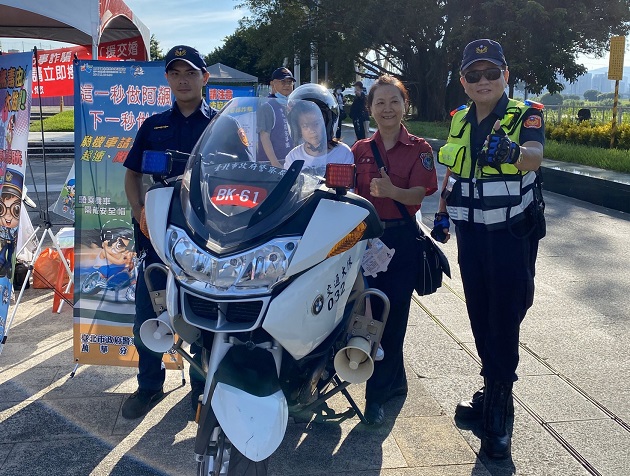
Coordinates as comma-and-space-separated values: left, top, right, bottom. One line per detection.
0, 47, 74, 355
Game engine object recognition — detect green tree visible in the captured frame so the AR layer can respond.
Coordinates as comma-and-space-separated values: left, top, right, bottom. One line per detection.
150, 34, 164, 61
584, 89, 600, 101
597, 92, 616, 101
540, 93, 564, 105
240, 0, 630, 120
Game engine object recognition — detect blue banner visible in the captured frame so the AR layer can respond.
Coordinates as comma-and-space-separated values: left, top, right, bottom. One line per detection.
206, 84, 255, 111
0, 52, 33, 353
73, 60, 180, 368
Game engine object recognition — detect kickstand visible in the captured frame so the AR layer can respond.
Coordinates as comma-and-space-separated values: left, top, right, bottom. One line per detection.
332, 376, 368, 424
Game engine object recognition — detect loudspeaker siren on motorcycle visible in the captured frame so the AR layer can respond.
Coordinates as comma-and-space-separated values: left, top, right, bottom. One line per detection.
139, 312, 176, 354
334, 336, 374, 384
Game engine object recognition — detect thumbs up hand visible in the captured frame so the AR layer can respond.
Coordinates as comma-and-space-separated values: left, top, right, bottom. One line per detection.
370, 167, 395, 198
478, 120, 521, 166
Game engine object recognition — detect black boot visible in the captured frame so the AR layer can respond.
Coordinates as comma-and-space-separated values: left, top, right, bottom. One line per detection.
481, 380, 513, 459
455, 383, 514, 420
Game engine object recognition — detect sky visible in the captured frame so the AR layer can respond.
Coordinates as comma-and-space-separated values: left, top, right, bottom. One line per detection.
0, 0, 627, 73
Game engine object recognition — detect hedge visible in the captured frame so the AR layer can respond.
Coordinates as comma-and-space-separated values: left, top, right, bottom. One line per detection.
546, 120, 630, 150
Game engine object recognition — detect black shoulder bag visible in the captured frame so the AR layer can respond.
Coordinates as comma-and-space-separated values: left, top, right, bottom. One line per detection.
369, 142, 451, 295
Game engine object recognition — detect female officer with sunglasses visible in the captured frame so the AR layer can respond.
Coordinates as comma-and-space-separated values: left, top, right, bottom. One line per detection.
433, 39, 545, 460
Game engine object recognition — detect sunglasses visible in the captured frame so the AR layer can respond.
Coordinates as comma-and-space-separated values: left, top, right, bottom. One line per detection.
463, 68, 504, 83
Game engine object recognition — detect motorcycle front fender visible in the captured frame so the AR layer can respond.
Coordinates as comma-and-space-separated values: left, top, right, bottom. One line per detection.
212, 383, 287, 462
210, 345, 287, 462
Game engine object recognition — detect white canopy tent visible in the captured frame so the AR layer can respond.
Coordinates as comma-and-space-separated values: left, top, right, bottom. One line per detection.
207, 63, 259, 84
0, 0, 150, 59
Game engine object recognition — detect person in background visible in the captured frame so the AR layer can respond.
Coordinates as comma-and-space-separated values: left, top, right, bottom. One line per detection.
350, 81, 369, 141
122, 45, 217, 420
352, 75, 438, 425
333, 84, 346, 140
257, 67, 295, 166
433, 39, 545, 459
284, 84, 353, 175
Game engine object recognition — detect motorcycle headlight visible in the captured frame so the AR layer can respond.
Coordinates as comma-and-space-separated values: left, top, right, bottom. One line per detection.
166, 226, 298, 292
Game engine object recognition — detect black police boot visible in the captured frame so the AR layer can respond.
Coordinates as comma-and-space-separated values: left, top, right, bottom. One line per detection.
364, 401, 385, 426
481, 380, 513, 459
455, 383, 514, 420
121, 388, 165, 419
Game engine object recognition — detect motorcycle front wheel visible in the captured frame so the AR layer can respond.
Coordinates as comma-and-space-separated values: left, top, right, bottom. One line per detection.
197, 429, 269, 476
81, 272, 101, 295
226, 447, 269, 476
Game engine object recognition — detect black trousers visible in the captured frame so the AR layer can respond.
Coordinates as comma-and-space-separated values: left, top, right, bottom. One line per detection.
353, 118, 366, 140
455, 220, 538, 382
365, 224, 419, 404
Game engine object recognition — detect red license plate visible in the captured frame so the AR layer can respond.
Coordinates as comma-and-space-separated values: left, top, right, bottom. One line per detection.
211, 185, 268, 208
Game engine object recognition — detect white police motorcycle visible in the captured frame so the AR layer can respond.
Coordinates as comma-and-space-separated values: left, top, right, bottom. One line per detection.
138, 93, 388, 475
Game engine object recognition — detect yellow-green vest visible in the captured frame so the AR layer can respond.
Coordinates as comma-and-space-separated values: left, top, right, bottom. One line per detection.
438, 99, 537, 230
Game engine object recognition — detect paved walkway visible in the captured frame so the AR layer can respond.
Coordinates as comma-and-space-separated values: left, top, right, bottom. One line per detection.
2, 127, 628, 475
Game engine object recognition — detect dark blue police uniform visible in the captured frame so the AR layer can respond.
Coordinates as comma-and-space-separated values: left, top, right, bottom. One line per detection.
124, 100, 216, 393
456, 93, 544, 382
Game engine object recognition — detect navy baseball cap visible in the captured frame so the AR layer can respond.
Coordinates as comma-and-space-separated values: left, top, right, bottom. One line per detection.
461, 39, 507, 71
271, 67, 295, 81
164, 45, 207, 72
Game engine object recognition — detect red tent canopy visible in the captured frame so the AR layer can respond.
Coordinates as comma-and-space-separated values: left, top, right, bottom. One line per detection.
0, 0, 150, 59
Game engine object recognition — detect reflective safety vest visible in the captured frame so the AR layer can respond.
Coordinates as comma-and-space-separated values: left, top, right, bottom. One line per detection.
438, 99, 536, 230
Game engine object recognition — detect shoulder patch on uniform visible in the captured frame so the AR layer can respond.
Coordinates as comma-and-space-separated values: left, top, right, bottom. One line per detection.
420, 151, 434, 171
523, 115, 542, 129
154, 125, 169, 130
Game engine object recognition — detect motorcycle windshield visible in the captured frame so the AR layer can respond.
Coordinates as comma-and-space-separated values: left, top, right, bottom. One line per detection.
180, 96, 345, 249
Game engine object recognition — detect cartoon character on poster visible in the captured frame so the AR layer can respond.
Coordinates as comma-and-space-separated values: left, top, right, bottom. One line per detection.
78, 220, 137, 303
61, 178, 76, 218
0, 169, 25, 334
51, 164, 76, 221
0, 169, 24, 278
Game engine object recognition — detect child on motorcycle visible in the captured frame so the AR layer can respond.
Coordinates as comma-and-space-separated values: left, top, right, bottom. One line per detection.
284, 84, 353, 175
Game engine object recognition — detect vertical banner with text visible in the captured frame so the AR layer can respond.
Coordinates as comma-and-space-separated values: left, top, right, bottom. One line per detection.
73, 59, 181, 369
0, 52, 32, 350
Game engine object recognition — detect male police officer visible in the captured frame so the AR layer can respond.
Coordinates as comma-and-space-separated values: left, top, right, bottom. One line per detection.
433, 39, 545, 459
257, 67, 295, 166
122, 45, 217, 419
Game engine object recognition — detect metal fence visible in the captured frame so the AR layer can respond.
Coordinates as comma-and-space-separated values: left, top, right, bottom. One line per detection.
543, 105, 629, 124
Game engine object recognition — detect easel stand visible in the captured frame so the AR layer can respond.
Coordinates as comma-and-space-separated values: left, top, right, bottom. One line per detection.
0, 212, 73, 354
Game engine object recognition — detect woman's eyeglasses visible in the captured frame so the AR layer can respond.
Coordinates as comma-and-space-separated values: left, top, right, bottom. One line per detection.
463, 68, 504, 84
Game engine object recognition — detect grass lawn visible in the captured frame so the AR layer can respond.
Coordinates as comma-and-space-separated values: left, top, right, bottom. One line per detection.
29, 110, 74, 132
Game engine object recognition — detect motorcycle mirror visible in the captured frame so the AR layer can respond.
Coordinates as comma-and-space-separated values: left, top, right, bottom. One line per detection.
325, 163, 355, 191
141, 150, 172, 176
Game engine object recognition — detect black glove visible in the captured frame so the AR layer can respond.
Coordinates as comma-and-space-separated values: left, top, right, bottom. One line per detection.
478, 127, 520, 166
431, 212, 450, 243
